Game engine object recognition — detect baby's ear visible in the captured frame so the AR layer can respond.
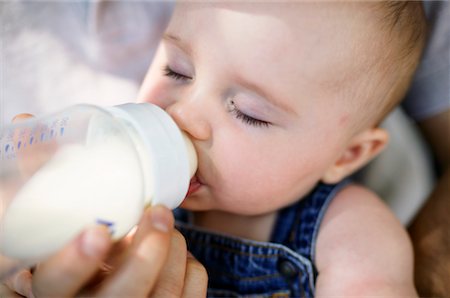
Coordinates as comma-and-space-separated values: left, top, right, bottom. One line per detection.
321, 128, 389, 184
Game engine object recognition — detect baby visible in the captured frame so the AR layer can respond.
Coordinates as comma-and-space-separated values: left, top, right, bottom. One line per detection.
138, 2, 426, 297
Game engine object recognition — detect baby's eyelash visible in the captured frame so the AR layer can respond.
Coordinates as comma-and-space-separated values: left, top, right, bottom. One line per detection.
229, 100, 270, 128
163, 65, 191, 81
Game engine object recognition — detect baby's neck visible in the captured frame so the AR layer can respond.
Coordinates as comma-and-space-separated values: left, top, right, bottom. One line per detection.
192, 210, 277, 242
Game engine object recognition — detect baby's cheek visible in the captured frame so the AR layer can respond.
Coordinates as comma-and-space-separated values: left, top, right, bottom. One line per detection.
221, 150, 271, 193
138, 64, 170, 104
138, 80, 173, 108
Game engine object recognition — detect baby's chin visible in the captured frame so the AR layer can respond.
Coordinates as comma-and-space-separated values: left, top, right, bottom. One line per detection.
179, 199, 260, 216
179, 193, 213, 211
179, 195, 244, 214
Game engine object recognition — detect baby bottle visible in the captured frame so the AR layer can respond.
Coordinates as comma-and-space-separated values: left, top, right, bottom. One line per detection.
0, 103, 197, 280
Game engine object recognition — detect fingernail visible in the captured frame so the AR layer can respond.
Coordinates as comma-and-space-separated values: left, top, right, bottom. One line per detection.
150, 205, 172, 232
12, 113, 33, 123
80, 226, 110, 258
27, 285, 36, 298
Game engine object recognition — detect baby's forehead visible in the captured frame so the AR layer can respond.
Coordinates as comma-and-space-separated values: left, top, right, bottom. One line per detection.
171, 2, 407, 117
273, 4, 402, 117
278, 5, 385, 86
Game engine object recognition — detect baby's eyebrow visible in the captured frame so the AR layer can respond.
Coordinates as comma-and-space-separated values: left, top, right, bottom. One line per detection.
163, 33, 193, 56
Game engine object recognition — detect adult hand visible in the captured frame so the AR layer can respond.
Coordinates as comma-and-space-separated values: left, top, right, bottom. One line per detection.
2, 113, 208, 297
1, 205, 208, 297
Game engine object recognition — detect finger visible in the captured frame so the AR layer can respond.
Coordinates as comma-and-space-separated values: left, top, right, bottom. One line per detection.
97, 205, 174, 297
0, 283, 24, 298
12, 113, 34, 123
131, 205, 173, 245
150, 230, 188, 298
80, 233, 135, 292
32, 226, 111, 298
3, 269, 34, 298
182, 253, 208, 298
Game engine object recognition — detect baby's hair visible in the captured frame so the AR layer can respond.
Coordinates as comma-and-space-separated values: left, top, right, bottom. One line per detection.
348, 1, 427, 129
376, 1, 428, 120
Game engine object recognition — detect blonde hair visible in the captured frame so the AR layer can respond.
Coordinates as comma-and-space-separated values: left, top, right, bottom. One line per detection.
346, 1, 427, 130
375, 1, 428, 121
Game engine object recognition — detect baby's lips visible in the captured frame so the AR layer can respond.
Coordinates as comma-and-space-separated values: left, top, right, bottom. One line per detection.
186, 174, 202, 197
190, 175, 198, 184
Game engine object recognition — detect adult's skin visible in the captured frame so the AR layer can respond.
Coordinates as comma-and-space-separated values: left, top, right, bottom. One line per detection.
409, 110, 450, 297
0, 205, 208, 297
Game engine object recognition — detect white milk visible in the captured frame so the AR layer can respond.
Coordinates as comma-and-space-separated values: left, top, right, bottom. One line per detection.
0, 139, 144, 262
0, 103, 197, 272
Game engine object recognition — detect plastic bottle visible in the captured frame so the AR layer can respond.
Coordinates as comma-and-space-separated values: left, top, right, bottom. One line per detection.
0, 103, 197, 280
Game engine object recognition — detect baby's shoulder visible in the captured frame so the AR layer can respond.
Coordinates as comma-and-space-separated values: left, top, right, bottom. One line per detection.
323, 183, 401, 228
314, 183, 414, 293
317, 183, 410, 252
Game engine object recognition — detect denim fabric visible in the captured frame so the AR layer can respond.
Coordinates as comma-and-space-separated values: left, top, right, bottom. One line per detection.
175, 181, 348, 297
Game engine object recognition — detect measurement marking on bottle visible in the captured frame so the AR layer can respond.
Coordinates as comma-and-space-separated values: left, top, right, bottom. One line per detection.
1, 118, 68, 160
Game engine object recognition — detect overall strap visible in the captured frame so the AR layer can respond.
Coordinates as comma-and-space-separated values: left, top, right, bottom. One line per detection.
270, 181, 350, 276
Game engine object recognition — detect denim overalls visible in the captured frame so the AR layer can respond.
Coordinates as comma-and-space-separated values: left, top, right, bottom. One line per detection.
175, 181, 348, 297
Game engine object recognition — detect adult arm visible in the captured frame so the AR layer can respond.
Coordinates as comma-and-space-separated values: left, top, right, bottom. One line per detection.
408, 110, 450, 297
401, 1, 449, 294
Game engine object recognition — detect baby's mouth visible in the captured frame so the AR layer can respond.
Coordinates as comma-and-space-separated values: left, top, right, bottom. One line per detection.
186, 174, 203, 197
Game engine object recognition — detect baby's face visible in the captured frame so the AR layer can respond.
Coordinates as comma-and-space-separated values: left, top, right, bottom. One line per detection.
139, 3, 376, 215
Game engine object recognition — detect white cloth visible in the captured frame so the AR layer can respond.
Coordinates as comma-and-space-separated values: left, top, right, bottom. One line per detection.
0, 1, 173, 127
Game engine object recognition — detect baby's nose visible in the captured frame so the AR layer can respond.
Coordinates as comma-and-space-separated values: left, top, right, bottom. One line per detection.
166, 101, 212, 141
